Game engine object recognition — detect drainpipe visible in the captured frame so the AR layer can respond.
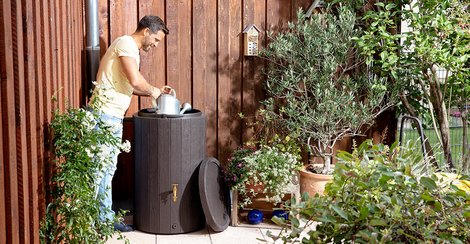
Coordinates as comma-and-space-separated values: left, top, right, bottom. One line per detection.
85, 0, 100, 99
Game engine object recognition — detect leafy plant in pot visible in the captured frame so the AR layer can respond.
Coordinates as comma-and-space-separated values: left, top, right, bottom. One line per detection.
223, 137, 302, 208
259, 7, 391, 195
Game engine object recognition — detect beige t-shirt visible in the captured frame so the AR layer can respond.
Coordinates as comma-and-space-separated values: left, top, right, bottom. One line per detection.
92, 35, 140, 118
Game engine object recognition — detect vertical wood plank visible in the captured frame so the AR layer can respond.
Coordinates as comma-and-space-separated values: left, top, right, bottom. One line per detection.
138, 0, 166, 109
192, 0, 218, 157
49, 0, 60, 112
64, 1, 74, 105
0, 0, 20, 242
241, 0, 266, 142
33, 0, 47, 229
0, 50, 5, 244
41, 0, 52, 121
58, 0, 67, 109
266, 0, 291, 33
12, 0, 30, 242
217, 0, 243, 164
178, 1, 192, 105
49, 0, 59, 111
110, 0, 139, 117
71, 0, 80, 106
206, 0, 218, 158
22, 0, 39, 242
166, 1, 192, 105
166, 1, 179, 93
40, 0, 54, 216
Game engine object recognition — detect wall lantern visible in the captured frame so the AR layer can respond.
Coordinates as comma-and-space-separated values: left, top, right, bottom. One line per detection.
242, 24, 261, 56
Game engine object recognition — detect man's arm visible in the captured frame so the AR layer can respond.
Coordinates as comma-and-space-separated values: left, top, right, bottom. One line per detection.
119, 56, 161, 98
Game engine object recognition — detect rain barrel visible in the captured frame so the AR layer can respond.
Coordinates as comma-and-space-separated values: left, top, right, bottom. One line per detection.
133, 109, 206, 234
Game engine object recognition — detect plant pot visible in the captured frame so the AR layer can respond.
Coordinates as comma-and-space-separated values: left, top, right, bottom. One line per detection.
299, 166, 333, 196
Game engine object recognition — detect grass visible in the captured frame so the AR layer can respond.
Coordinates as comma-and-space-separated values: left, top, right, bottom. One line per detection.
399, 126, 468, 169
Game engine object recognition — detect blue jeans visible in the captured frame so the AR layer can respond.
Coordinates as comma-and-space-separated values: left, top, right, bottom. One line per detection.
94, 112, 123, 223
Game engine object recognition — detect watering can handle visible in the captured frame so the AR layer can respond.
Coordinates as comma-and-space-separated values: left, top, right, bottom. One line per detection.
163, 85, 176, 97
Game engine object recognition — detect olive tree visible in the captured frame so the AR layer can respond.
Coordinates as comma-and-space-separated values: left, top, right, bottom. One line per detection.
260, 7, 390, 174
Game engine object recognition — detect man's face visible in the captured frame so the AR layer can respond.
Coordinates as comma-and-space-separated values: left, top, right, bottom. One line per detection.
142, 29, 165, 52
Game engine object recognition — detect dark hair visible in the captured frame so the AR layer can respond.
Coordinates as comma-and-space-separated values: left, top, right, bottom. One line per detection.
136, 15, 169, 35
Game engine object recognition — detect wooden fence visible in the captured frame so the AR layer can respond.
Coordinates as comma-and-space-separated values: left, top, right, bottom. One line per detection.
1, 0, 85, 243
1, 0, 395, 243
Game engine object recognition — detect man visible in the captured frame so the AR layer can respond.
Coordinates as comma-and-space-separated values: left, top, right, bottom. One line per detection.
91, 15, 169, 232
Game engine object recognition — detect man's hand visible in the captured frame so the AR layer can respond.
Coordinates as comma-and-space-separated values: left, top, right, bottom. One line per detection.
150, 86, 162, 100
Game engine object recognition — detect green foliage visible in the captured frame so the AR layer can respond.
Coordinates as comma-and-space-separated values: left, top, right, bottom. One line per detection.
268, 140, 470, 243
229, 144, 302, 208
355, 0, 470, 167
260, 7, 390, 172
40, 93, 129, 243
223, 145, 257, 188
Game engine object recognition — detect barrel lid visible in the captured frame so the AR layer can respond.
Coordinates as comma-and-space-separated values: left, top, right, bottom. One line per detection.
198, 157, 230, 232
136, 108, 202, 118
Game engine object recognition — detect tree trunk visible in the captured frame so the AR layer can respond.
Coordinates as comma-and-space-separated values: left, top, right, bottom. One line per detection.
428, 77, 454, 168
322, 155, 332, 174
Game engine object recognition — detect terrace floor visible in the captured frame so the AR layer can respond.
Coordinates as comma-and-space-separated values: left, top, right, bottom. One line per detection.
106, 219, 284, 244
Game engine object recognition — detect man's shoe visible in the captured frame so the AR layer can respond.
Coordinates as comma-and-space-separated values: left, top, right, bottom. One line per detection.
114, 222, 134, 232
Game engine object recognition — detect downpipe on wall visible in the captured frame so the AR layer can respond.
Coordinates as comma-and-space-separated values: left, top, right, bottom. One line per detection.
85, 0, 100, 100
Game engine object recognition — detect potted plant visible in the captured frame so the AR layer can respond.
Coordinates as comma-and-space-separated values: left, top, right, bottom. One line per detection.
259, 6, 390, 195
224, 138, 301, 208
223, 145, 257, 192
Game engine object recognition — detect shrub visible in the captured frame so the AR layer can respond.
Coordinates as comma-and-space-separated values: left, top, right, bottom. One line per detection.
269, 140, 470, 243
40, 91, 129, 243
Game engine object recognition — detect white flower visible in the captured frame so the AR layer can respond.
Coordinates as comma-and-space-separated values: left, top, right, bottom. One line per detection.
120, 140, 131, 153
82, 110, 97, 131
85, 148, 94, 158
97, 145, 113, 163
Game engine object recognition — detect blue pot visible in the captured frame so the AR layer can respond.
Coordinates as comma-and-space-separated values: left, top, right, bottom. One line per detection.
247, 209, 263, 224
272, 209, 288, 220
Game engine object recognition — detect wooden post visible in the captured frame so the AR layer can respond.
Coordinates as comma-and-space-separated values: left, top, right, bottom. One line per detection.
230, 190, 239, 226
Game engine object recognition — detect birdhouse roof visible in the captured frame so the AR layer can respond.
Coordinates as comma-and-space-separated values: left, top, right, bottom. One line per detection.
242, 24, 262, 33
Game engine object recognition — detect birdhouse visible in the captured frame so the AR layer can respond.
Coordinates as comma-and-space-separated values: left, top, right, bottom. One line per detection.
243, 24, 261, 56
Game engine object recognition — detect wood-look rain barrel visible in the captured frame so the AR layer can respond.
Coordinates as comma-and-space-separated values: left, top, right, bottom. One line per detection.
133, 109, 206, 234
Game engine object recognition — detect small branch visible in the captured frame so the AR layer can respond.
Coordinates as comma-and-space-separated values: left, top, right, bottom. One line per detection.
306, 0, 321, 18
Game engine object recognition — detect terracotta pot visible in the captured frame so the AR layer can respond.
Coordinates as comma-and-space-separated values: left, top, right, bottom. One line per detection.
299, 166, 333, 196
